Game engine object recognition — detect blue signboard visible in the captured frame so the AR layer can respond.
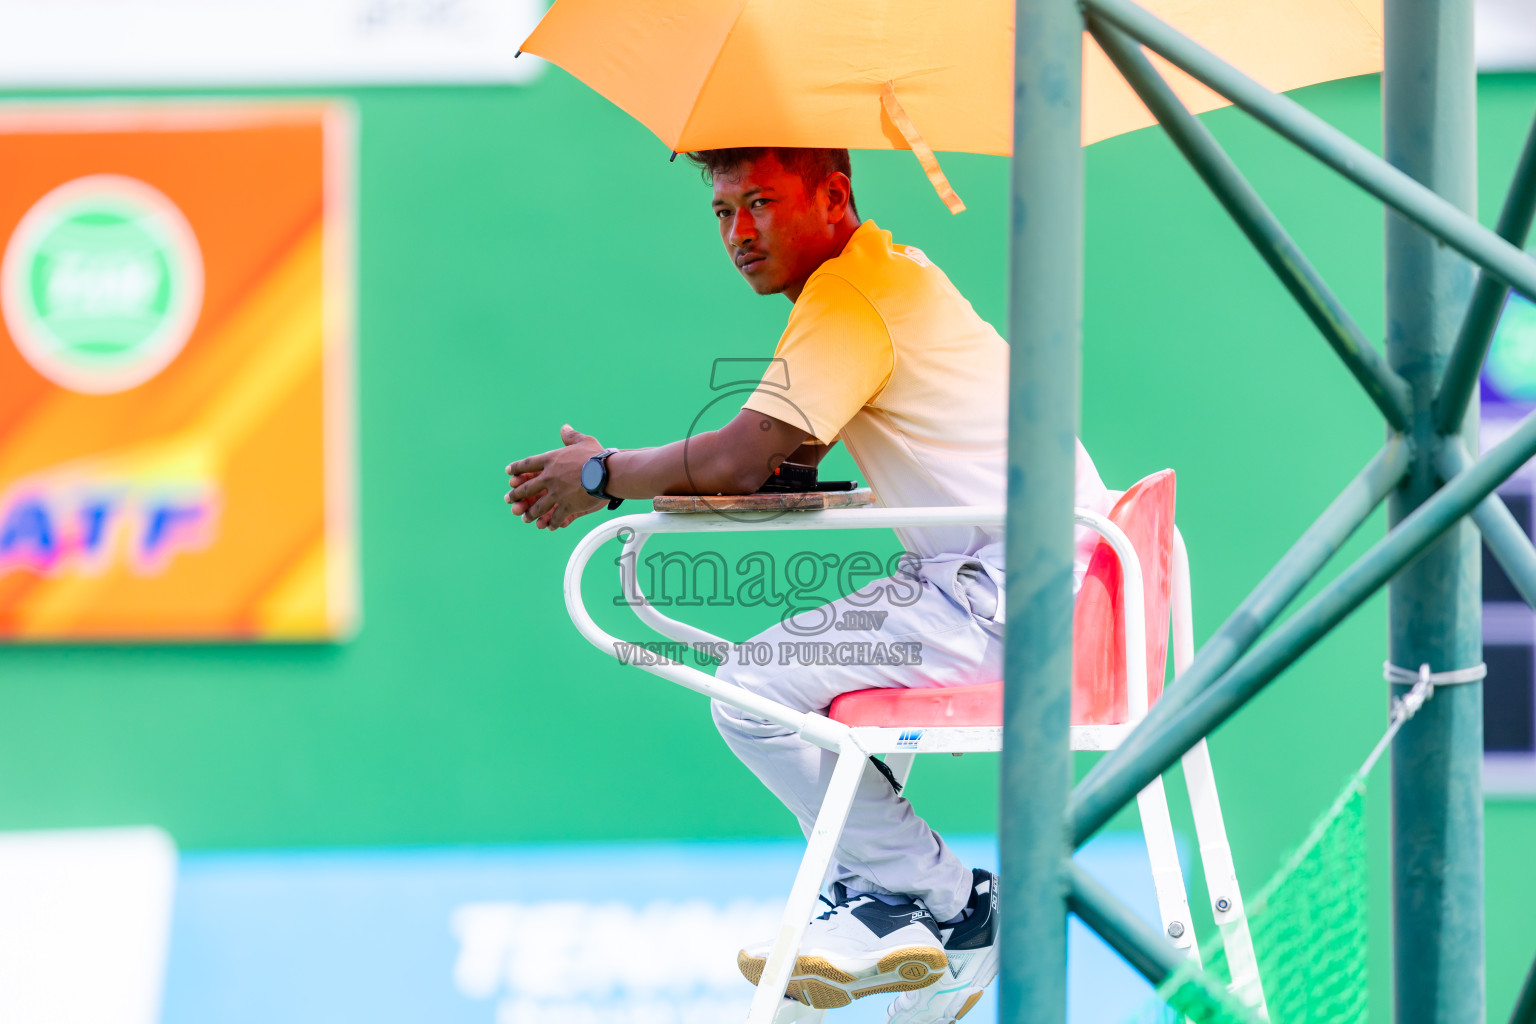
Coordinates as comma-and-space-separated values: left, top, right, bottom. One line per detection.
160, 835, 1167, 1024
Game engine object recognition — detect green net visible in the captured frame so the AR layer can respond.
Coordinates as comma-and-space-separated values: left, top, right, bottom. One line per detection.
1124, 776, 1370, 1024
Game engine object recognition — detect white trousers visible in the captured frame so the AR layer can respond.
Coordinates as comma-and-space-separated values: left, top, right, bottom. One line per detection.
711, 556, 1005, 923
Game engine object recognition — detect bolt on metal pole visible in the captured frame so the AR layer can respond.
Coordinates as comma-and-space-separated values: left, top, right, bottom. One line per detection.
1384, 0, 1485, 1020
1000, 0, 1082, 1017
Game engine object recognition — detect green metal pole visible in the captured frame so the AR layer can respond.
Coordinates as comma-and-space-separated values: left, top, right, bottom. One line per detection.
1384, 0, 1485, 1019
1000, 0, 1082, 1015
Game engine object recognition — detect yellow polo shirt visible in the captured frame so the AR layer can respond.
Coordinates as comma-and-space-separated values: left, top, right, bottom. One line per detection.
742, 220, 1110, 565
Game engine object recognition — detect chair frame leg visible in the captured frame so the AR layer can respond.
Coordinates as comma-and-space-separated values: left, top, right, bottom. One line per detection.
1183, 738, 1269, 1018
746, 740, 868, 1024
1170, 528, 1268, 1017
1136, 775, 1201, 964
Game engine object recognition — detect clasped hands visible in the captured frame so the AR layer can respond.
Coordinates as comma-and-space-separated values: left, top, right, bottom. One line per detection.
505, 424, 610, 531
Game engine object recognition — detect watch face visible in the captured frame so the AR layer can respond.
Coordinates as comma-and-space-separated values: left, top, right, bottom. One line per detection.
580, 456, 605, 493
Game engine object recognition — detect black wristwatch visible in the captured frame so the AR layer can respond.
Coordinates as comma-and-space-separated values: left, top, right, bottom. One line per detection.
580, 448, 624, 510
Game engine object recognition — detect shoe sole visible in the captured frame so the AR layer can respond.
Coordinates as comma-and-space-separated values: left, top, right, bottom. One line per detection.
737, 946, 948, 1009
954, 991, 983, 1019
887, 941, 1000, 1023
941, 946, 1000, 1022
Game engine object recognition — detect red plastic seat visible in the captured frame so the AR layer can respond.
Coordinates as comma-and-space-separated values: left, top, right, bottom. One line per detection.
828, 470, 1176, 729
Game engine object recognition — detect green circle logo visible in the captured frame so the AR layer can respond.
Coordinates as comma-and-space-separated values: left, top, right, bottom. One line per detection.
1487, 294, 1536, 402
2, 174, 203, 394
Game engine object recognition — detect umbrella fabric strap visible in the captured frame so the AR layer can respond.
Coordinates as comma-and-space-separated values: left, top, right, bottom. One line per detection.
881, 82, 966, 215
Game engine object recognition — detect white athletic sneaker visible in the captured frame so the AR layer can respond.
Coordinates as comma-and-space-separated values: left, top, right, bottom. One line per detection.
738, 883, 949, 1009
886, 869, 999, 1023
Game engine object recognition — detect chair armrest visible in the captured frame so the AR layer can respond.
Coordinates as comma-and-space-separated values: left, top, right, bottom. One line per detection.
560, 504, 1146, 740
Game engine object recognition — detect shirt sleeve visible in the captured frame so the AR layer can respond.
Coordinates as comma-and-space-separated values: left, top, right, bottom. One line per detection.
741, 273, 894, 445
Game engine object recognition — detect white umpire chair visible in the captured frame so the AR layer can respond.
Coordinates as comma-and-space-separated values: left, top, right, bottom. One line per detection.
563, 471, 1266, 1023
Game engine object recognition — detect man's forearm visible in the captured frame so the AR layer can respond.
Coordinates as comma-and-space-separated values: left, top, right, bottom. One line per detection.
605, 433, 768, 498
786, 441, 834, 468
597, 410, 813, 500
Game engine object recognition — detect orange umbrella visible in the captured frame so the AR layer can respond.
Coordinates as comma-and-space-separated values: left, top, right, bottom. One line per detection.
521, 0, 1383, 212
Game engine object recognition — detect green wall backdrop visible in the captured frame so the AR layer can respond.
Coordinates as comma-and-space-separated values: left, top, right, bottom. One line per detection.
0, 70, 1533, 1020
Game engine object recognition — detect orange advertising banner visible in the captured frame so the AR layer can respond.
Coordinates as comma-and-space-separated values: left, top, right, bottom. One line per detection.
0, 103, 356, 641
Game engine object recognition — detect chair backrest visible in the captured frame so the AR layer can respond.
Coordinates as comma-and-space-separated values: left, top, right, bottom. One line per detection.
1071, 469, 1176, 727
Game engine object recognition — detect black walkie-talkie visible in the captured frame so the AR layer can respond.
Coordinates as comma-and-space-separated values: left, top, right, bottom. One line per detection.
755, 463, 858, 493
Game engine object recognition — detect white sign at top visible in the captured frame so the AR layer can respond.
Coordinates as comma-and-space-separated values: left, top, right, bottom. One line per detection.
0, 0, 1527, 88
1478, 0, 1536, 71
0, 0, 546, 87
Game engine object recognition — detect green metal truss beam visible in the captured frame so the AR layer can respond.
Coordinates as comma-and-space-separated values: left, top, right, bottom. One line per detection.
1435, 110, 1536, 434
1080, 0, 1536, 305
1000, 0, 1536, 1015
1070, 404, 1536, 844
1073, 439, 1409, 809
1088, 18, 1412, 430
1065, 862, 1182, 985
1438, 440, 1536, 609
1067, 863, 1263, 1024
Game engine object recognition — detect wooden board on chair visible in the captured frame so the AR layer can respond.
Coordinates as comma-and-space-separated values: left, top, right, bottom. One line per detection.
653, 488, 874, 513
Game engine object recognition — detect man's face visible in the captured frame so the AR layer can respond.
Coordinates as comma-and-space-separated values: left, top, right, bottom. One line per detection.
712, 154, 837, 297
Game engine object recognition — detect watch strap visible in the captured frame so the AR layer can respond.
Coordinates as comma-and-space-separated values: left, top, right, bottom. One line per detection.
587, 448, 623, 510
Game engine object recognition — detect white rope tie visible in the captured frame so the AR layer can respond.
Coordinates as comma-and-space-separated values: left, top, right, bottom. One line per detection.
1358, 661, 1488, 777
1382, 661, 1488, 687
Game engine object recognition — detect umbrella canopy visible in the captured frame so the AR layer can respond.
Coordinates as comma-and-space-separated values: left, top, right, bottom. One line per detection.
522, 0, 1382, 210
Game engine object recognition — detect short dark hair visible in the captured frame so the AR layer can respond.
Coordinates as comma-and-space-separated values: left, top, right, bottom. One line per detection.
685, 147, 858, 218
